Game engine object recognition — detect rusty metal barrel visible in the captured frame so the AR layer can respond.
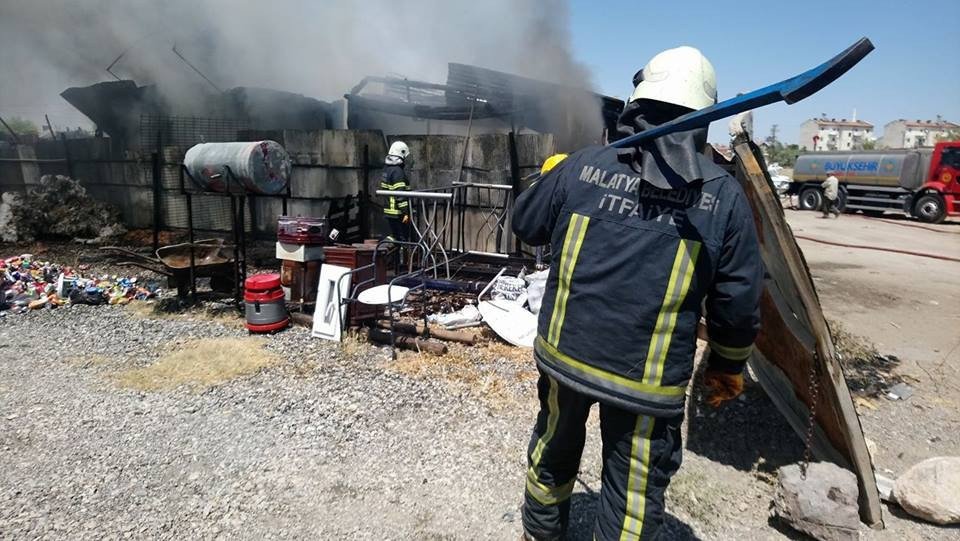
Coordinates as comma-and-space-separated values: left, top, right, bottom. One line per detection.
183, 141, 292, 195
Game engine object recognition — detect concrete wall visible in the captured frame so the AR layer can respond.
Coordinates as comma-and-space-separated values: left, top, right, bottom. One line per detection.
0, 144, 41, 193
238, 129, 388, 238
1, 130, 554, 252
1, 138, 156, 229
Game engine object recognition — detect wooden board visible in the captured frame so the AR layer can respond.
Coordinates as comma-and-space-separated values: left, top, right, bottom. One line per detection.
732, 142, 883, 527
311, 264, 352, 342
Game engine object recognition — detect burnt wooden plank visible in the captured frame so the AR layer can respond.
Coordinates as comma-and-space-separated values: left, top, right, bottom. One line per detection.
733, 142, 883, 527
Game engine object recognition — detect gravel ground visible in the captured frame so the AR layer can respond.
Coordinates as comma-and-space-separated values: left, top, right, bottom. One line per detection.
1, 305, 534, 539
1, 232, 957, 539
2, 306, 950, 540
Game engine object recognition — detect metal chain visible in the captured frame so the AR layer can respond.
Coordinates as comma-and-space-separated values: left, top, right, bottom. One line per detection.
800, 352, 822, 480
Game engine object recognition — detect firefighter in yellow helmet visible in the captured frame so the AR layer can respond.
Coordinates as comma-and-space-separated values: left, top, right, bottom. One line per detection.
541, 153, 569, 175
515, 46, 762, 540
381, 141, 412, 241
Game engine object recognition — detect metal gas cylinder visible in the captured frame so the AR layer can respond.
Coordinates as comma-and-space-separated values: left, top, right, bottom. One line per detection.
183, 140, 292, 195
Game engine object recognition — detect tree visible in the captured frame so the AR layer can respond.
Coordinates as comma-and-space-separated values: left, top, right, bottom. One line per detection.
766, 142, 802, 167
861, 139, 877, 150
1, 116, 39, 136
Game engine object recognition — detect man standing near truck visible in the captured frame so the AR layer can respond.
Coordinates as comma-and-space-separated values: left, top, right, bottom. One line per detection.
513, 46, 763, 540
821, 171, 841, 218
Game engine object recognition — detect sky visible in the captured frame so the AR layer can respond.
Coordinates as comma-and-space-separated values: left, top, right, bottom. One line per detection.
568, 0, 960, 144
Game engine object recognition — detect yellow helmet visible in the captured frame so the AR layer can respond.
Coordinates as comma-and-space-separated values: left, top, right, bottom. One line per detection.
540, 153, 569, 175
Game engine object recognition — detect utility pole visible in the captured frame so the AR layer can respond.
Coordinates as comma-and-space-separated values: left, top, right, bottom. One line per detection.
768, 124, 780, 145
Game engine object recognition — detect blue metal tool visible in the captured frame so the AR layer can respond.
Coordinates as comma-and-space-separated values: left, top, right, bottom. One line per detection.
610, 37, 875, 148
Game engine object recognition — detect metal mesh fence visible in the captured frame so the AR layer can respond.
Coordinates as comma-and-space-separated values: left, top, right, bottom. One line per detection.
138, 115, 251, 150
140, 115, 253, 235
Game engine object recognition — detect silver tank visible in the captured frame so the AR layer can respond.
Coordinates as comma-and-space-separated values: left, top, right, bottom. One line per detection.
793, 150, 928, 190
183, 141, 291, 195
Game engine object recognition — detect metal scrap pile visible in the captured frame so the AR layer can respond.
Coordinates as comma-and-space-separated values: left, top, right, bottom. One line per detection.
0, 175, 126, 243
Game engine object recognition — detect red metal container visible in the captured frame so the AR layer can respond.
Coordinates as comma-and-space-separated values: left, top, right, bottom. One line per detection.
245, 273, 282, 294
244, 273, 288, 332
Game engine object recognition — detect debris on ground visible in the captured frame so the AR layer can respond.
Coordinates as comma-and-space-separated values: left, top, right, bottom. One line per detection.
490, 274, 526, 302
0, 253, 159, 314
772, 462, 862, 541
427, 304, 480, 328
0, 175, 125, 243
892, 456, 960, 525
874, 473, 895, 502
405, 289, 476, 318
479, 299, 536, 347
884, 382, 914, 401
388, 337, 535, 406
829, 320, 903, 396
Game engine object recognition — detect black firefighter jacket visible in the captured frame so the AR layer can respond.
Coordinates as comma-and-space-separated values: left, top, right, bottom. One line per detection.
512, 145, 763, 417
380, 163, 410, 218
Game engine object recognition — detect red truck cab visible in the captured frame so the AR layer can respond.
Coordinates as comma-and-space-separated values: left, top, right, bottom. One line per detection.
917, 141, 960, 222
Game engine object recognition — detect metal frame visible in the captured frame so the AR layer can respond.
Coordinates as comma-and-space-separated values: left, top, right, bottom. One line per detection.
375, 189, 454, 278
178, 165, 257, 305
334, 240, 473, 359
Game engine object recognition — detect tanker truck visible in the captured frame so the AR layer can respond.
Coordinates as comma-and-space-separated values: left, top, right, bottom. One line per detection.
789, 141, 960, 223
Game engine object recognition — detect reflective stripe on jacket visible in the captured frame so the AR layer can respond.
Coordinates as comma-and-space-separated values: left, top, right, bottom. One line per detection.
381, 164, 409, 217
512, 145, 763, 417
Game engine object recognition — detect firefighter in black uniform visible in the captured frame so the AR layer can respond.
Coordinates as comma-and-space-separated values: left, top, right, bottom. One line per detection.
514, 46, 764, 540
381, 140, 412, 241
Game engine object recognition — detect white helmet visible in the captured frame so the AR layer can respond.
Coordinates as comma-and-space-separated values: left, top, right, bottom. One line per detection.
388, 141, 410, 161
630, 46, 717, 111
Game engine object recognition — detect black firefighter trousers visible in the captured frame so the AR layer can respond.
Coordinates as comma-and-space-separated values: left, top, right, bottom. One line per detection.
522, 370, 683, 541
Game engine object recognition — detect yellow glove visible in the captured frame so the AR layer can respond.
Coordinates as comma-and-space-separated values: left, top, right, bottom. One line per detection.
703, 370, 744, 407
402, 214, 410, 224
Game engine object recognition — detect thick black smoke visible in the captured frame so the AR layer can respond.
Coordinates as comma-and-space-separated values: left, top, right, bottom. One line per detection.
0, 0, 602, 138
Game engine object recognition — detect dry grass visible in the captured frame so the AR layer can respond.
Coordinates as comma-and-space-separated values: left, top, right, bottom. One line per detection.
341, 329, 373, 357
113, 338, 278, 391
388, 338, 537, 408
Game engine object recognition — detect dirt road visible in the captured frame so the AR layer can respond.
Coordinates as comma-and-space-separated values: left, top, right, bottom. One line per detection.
785, 210, 960, 532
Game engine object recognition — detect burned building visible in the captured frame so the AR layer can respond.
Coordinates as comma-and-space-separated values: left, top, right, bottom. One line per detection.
6, 62, 623, 247
60, 81, 337, 150
346, 63, 624, 151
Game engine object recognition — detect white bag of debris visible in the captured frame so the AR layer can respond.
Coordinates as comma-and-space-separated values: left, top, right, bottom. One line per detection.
525, 269, 549, 315
428, 304, 481, 328
479, 300, 537, 348
0, 192, 22, 243
491, 275, 526, 302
